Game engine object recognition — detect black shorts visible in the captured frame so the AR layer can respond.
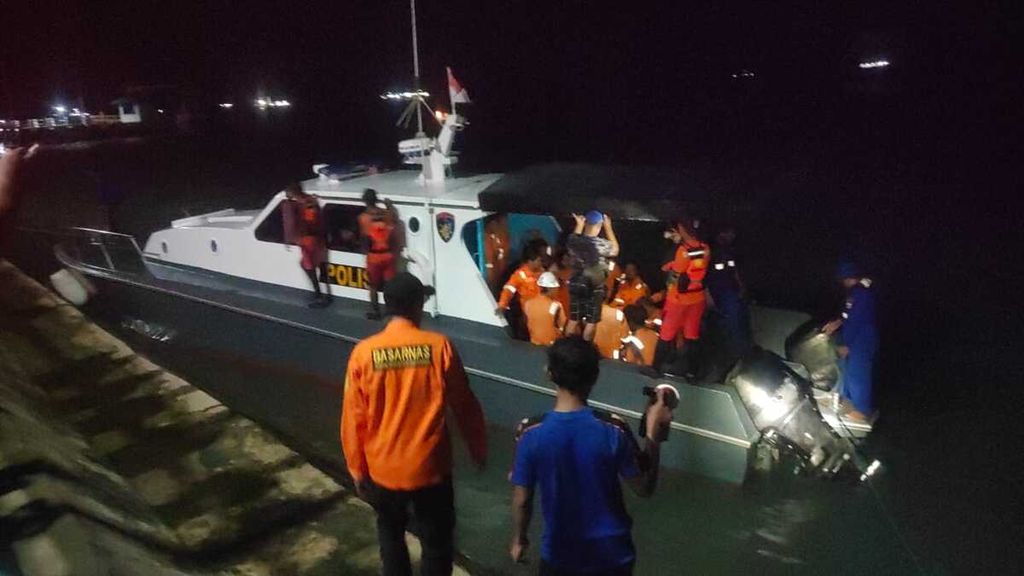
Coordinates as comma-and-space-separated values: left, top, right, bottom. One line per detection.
569, 274, 606, 323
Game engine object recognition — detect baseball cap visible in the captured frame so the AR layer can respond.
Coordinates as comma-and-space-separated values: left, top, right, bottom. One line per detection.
384, 272, 436, 313
537, 271, 560, 288
585, 210, 604, 225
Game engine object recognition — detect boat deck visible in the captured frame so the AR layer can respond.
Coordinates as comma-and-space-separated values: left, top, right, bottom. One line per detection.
60, 245, 764, 483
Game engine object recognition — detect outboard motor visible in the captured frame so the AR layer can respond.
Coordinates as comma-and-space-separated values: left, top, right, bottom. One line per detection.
784, 320, 839, 391
728, 348, 878, 480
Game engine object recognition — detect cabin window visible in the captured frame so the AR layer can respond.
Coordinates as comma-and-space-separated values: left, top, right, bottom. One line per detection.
210, 239, 218, 253
408, 217, 421, 234
254, 201, 286, 243
322, 203, 365, 252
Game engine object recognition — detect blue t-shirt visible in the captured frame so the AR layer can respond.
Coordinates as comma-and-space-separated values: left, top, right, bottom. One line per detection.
511, 408, 641, 571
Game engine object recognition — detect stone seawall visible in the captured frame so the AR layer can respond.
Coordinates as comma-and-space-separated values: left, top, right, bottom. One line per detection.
0, 260, 467, 575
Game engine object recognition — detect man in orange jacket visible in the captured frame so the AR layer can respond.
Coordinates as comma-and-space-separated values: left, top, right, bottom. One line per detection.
358, 188, 399, 320
341, 273, 487, 576
609, 262, 650, 309
285, 183, 331, 308
524, 271, 567, 346
621, 305, 660, 366
496, 247, 546, 339
642, 221, 710, 379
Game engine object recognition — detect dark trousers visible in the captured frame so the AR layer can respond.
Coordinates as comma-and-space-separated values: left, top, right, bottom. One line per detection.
539, 560, 634, 576
371, 479, 455, 576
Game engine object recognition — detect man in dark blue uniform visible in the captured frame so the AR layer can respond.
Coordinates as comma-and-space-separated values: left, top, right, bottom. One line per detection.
823, 262, 879, 422
705, 225, 752, 360
508, 337, 673, 575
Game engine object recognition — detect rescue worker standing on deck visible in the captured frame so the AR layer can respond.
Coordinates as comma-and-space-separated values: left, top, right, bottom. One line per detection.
359, 188, 398, 320
566, 211, 620, 342
643, 220, 710, 379
342, 272, 488, 576
284, 183, 331, 308
705, 225, 752, 359
822, 262, 879, 422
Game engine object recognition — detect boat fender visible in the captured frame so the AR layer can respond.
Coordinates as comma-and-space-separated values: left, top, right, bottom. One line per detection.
50, 267, 95, 306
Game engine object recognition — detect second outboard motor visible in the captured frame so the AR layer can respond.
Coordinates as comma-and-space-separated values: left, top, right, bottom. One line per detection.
728, 348, 876, 479
784, 319, 839, 391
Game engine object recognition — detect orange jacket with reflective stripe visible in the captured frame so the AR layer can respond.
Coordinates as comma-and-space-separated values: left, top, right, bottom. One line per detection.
664, 242, 710, 306
498, 265, 541, 309
594, 304, 629, 359
621, 327, 659, 366
341, 318, 487, 490
524, 294, 566, 346
610, 276, 650, 309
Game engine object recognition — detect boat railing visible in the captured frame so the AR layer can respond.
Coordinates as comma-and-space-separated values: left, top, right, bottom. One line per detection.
54, 227, 148, 276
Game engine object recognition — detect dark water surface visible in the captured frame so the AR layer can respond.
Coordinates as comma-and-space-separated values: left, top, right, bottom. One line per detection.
7, 132, 1019, 574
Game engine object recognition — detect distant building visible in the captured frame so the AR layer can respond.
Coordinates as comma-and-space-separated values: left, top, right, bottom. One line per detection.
113, 99, 143, 123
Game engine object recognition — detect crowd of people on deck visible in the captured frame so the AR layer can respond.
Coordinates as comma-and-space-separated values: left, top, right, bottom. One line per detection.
489, 208, 755, 385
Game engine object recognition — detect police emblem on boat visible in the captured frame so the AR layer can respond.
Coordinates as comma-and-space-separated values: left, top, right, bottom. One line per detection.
436, 212, 455, 243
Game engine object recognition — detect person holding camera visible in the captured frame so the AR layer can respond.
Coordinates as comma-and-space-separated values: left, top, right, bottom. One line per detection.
509, 336, 674, 575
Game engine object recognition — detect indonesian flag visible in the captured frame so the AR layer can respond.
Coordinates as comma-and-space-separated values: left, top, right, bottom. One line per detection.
447, 67, 471, 104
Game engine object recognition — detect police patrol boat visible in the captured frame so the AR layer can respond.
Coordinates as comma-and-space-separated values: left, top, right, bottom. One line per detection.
51, 101, 878, 484
47, 0, 876, 482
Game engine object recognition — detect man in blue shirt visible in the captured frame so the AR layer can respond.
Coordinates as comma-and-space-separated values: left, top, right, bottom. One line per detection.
823, 262, 879, 422
509, 336, 673, 575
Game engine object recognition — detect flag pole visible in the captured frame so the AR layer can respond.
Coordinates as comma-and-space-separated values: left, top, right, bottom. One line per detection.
410, 0, 424, 136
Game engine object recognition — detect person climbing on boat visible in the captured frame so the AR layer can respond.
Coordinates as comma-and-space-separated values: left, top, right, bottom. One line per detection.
358, 188, 398, 320
705, 224, 752, 361
642, 220, 710, 379
509, 336, 672, 574
284, 182, 331, 308
566, 211, 619, 342
822, 262, 879, 423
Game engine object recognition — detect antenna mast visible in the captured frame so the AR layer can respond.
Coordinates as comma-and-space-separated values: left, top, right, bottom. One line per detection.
410, 0, 424, 136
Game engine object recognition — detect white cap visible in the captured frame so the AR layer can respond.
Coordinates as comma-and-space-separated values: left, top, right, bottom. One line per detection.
537, 271, 560, 288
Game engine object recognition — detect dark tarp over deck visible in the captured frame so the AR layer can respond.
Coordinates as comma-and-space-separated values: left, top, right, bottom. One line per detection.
478, 163, 752, 223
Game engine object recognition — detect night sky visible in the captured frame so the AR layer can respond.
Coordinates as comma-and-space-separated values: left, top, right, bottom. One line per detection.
3, 1, 1016, 156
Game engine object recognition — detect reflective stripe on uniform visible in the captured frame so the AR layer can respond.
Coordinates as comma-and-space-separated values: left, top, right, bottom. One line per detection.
860, 278, 873, 288
518, 270, 528, 280
686, 249, 706, 258
615, 310, 624, 322
727, 260, 736, 267
549, 302, 561, 316
504, 285, 517, 294
841, 312, 849, 319
485, 263, 494, 268
714, 263, 725, 270
621, 335, 645, 350
612, 349, 620, 359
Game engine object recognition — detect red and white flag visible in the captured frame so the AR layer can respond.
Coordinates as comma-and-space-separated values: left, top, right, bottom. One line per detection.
447, 67, 471, 105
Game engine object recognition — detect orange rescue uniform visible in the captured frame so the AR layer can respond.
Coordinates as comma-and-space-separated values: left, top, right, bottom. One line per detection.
524, 294, 567, 346
594, 304, 629, 360
341, 317, 487, 490
484, 221, 510, 291
660, 242, 711, 341
620, 327, 660, 366
610, 276, 650, 309
498, 265, 542, 310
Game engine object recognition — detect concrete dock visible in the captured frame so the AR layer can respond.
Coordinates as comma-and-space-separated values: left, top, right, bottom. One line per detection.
0, 259, 469, 575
